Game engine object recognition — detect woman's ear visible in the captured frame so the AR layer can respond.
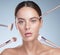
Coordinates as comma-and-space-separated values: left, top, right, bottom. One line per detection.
39, 18, 43, 28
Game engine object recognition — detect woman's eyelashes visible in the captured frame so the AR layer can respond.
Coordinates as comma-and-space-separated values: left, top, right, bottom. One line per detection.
31, 19, 37, 23
18, 19, 37, 24
17, 17, 39, 25
18, 20, 24, 24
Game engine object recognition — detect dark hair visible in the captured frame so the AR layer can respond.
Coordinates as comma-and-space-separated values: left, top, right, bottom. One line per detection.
15, 1, 42, 18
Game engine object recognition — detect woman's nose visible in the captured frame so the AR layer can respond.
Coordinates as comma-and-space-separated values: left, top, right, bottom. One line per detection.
25, 22, 30, 30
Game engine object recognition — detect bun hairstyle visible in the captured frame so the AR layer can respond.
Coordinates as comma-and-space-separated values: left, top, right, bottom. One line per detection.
15, 1, 42, 19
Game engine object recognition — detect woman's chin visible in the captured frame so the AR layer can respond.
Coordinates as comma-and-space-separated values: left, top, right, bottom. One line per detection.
23, 37, 35, 42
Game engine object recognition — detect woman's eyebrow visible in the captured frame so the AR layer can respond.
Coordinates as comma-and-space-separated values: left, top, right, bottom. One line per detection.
30, 17, 39, 19
18, 18, 25, 20
17, 17, 39, 20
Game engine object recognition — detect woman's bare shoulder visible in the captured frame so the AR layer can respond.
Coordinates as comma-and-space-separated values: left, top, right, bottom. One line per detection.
41, 44, 60, 55
0, 46, 23, 55
50, 48, 60, 55
0, 48, 16, 55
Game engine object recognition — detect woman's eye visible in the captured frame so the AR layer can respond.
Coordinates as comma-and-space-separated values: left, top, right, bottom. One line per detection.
31, 20, 37, 22
18, 21, 24, 24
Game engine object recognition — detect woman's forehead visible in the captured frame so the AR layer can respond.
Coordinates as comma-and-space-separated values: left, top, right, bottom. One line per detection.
16, 7, 39, 19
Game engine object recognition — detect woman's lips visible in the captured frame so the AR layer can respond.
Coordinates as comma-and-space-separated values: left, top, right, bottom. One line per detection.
25, 33, 32, 37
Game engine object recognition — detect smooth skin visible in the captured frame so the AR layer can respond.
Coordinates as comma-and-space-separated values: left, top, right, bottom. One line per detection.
1, 7, 60, 55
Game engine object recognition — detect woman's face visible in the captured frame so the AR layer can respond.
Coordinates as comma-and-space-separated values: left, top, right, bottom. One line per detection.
16, 7, 42, 41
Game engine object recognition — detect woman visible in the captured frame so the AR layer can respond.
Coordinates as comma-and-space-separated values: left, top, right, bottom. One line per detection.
1, 1, 60, 55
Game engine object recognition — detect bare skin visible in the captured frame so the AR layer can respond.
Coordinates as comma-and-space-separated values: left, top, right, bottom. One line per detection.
1, 6, 60, 55
1, 39, 60, 55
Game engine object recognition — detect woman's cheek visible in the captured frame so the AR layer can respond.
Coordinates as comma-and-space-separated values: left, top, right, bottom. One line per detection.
18, 26, 25, 34
32, 23, 40, 30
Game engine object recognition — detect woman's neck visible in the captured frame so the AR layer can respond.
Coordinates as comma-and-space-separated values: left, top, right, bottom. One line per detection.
23, 39, 42, 54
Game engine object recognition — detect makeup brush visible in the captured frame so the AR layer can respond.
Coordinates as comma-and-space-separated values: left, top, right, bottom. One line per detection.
0, 37, 17, 48
41, 36, 60, 48
0, 23, 13, 31
40, 4, 60, 18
